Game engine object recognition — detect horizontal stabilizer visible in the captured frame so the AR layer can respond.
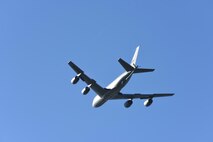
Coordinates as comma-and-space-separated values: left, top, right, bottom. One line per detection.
134, 68, 155, 73
118, 58, 134, 71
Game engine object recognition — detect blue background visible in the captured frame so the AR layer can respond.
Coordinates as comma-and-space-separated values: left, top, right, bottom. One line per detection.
1, 0, 213, 141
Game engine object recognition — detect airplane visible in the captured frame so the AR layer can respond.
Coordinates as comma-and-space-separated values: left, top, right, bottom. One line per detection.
68, 46, 174, 108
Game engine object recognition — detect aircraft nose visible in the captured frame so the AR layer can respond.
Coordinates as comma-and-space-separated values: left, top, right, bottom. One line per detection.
92, 96, 99, 108
92, 95, 102, 108
92, 103, 98, 108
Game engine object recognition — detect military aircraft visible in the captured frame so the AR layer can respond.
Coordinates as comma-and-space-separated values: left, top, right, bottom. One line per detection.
68, 46, 174, 108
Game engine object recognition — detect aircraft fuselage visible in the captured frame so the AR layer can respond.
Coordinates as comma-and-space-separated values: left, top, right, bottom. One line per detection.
92, 71, 133, 107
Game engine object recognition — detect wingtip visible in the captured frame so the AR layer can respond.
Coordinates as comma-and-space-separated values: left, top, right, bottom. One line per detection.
168, 93, 175, 96
68, 61, 75, 67
68, 61, 72, 65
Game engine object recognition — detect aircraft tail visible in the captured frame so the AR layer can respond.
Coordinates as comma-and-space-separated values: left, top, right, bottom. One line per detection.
118, 46, 155, 73
131, 46, 140, 66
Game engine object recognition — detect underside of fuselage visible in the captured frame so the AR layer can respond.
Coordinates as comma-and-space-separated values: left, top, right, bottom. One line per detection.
92, 71, 133, 108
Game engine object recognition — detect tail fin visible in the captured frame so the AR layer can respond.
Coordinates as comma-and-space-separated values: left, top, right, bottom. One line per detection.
131, 46, 140, 66
118, 46, 155, 73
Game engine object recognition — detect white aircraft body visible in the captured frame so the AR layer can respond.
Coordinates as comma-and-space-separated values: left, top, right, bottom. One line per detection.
68, 46, 174, 108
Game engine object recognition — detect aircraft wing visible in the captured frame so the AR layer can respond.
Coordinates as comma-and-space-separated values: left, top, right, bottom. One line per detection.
68, 61, 107, 96
111, 93, 174, 100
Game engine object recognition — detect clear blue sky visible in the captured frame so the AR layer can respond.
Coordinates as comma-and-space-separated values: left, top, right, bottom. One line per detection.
1, 0, 213, 142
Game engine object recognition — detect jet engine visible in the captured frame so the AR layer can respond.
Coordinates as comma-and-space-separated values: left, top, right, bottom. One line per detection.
144, 99, 153, 107
71, 76, 79, 84
81, 86, 90, 95
124, 99, 133, 108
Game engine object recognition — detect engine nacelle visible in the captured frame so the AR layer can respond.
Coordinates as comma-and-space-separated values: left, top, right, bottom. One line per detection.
71, 76, 79, 84
144, 99, 153, 107
124, 99, 133, 108
81, 87, 90, 95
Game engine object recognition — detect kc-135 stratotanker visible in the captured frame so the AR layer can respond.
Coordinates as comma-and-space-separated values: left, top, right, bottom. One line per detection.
68, 46, 174, 108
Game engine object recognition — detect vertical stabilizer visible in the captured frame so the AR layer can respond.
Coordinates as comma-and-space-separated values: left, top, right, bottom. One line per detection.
131, 46, 140, 66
